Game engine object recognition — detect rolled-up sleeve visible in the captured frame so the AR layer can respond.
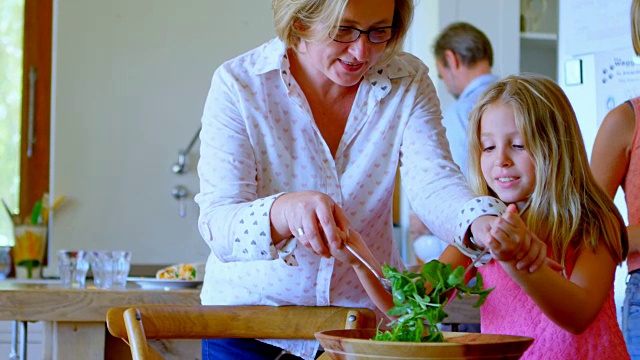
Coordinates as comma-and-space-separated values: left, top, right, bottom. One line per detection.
195, 67, 281, 263
399, 64, 493, 258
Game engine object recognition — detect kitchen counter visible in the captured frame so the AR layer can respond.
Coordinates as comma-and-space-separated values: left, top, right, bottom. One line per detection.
0, 279, 200, 360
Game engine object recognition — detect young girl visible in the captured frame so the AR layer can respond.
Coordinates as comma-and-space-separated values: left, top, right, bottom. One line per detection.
333, 74, 630, 359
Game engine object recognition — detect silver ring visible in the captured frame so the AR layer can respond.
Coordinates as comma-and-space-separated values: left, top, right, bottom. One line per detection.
296, 227, 305, 237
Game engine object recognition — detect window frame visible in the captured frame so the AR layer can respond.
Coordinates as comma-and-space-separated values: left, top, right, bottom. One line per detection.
19, 0, 52, 218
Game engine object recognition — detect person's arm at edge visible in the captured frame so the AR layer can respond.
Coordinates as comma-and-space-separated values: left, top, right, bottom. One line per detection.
590, 102, 639, 254
352, 262, 395, 315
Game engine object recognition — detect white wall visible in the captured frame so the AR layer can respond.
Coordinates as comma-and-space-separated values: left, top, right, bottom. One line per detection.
558, 0, 634, 323
49, 0, 275, 270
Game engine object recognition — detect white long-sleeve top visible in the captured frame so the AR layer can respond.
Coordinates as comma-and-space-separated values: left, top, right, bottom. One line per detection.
195, 38, 485, 359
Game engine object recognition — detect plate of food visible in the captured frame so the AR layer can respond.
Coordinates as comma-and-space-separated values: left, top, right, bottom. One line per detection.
129, 262, 205, 290
128, 277, 203, 290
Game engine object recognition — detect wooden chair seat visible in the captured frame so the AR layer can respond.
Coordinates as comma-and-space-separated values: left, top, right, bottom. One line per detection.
106, 304, 377, 360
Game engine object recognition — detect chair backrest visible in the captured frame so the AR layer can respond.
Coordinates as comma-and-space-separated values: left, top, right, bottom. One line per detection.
106, 305, 377, 360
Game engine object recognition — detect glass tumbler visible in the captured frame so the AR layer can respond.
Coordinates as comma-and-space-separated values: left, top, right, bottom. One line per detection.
57, 250, 90, 288
89, 250, 131, 289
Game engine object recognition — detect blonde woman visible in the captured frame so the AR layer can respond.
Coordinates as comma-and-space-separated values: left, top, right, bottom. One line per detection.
194, 0, 550, 358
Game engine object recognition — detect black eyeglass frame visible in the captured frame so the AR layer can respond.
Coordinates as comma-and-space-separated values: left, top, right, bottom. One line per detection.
330, 25, 396, 44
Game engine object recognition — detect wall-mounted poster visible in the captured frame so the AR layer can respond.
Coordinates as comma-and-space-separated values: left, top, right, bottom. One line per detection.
594, 47, 640, 126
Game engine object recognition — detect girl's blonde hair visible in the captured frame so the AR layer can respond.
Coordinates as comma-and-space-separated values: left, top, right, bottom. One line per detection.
632, 0, 640, 55
272, 0, 413, 64
467, 74, 628, 266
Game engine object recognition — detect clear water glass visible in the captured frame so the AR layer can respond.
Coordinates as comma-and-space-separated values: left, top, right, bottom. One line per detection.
57, 250, 90, 288
89, 250, 131, 289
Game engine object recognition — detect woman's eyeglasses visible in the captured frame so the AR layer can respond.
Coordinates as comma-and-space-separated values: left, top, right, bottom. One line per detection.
330, 26, 395, 44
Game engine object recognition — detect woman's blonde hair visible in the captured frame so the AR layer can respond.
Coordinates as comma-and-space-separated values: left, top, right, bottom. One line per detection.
632, 0, 640, 55
272, 0, 413, 64
467, 74, 628, 266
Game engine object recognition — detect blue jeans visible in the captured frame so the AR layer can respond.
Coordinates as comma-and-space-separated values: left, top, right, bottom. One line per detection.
623, 271, 640, 359
202, 338, 313, 360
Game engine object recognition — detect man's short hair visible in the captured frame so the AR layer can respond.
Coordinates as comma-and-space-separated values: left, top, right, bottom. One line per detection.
433, 22, 493, 68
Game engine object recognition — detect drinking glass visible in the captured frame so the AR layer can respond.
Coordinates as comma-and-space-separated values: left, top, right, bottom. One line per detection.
57, 250, 90, 288
89, 250, 131, 289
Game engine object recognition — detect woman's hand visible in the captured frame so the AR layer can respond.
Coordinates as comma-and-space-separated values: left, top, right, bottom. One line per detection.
270, 191, 350, 258
329, 229, 361, 266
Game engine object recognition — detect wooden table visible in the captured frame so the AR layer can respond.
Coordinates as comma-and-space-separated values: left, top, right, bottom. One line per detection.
0, 280, 481, 359
0, 279, 200, 360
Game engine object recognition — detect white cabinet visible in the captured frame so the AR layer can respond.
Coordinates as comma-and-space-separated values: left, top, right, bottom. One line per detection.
520, 0, 559, 81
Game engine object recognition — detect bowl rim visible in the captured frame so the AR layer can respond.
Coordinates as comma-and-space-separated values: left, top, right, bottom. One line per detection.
315, 328, 535, 347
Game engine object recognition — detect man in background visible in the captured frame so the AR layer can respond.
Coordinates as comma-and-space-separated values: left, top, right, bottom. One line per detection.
433, 22, 498, 176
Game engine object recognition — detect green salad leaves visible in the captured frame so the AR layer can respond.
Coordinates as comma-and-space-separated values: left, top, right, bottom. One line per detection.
373, 259, 493, 342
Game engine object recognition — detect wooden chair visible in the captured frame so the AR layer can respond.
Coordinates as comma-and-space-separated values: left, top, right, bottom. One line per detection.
106, 304, 377, 360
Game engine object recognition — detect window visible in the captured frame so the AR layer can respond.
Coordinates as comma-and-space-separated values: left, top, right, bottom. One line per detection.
0, 1, 52, 246
0, 0, 24, 245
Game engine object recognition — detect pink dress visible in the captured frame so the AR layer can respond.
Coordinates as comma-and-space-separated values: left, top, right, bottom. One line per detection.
479, 256, 629, 359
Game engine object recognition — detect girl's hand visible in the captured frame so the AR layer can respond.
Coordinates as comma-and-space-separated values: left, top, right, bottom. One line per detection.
469, 214, 525, 259
488, 204, 532, 261
271, 191, 350, 258
489, 204, 562, 272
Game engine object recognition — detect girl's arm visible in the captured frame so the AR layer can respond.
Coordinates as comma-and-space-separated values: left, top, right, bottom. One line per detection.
439, 245, 470, 267
330, 230, 394, 314
438, 245, 477, 284
492, 210, 617, 334
435, 245, 477, 302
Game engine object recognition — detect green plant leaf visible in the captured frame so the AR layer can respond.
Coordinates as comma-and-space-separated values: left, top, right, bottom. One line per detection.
30, 200, 42, 225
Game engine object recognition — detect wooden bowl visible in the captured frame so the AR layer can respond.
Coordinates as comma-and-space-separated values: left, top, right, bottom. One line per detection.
315, 329, 533, 359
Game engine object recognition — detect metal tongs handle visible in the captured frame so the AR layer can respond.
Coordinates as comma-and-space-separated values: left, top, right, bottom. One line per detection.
465, 248, 489, 276
345, 243, 392, 291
